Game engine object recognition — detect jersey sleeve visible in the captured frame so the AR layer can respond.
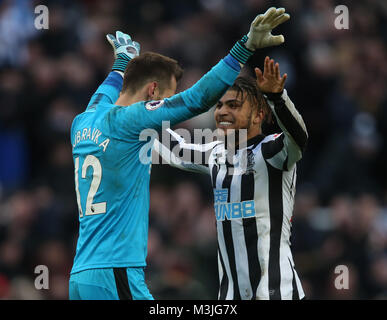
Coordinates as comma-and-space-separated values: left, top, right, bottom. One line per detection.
111, 55, 240, 139
86, 71, 123, 110
153, 138, 211, 175
262, 89, 308, 171
152, 128, 219, 175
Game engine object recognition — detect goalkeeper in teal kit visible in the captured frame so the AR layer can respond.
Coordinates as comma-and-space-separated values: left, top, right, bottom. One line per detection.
69, 8, 290, 300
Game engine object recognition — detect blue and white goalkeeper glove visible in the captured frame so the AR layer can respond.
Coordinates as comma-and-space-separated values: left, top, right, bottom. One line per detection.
106, 31, 140, 73
230, 7, 290, 65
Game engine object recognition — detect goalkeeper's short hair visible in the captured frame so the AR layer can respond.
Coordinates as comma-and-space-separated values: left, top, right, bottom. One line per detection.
122, 52, 183, 95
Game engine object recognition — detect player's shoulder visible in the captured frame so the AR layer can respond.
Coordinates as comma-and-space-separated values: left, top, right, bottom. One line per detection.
110, 98, 175, 116
262, 133, 284, 143
100, 102, 151, 141
72, 103, 112, 130
104, 102, 148, 131
143, 96, 185, 111
144, 99, 166, 111
260, 133, 286, 159
71, 112, 86, 134
109, 101, 147, 116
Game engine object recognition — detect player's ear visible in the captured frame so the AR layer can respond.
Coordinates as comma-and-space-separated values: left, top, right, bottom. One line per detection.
147, 82, 158, 99
252, 108, 264, 125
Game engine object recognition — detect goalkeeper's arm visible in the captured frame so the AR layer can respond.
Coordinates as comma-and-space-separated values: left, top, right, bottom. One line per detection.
86, 31, 140, 110
117, 7, 291, 134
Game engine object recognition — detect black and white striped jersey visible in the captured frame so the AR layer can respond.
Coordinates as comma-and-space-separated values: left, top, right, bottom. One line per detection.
153, 89, 308, 300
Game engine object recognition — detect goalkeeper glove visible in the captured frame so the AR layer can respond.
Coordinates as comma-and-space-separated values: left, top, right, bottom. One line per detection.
245, 7, 290, 49
229, 7, 290, 65
106, 31, 140, 73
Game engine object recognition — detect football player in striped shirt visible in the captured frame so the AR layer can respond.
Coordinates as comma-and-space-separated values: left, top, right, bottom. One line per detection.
154, 56, 308, 300
69, 7, 290, 300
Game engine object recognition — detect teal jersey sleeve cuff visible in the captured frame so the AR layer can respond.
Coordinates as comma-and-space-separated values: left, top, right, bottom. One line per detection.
229, 35, 255, 65
223, 54, 241, 72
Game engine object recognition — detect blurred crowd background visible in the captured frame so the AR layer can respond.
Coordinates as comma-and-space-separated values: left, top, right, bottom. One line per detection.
0, 0, 386, 299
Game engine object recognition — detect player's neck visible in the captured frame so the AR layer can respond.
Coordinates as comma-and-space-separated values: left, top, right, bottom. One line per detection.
247, 127, 262, 141
116, 91, 147, 106
239, 127, 263, 147
226, 127, 262, 149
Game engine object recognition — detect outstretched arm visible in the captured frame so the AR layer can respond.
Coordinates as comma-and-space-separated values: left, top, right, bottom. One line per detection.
256, 57, 308, 170
152, 128, 222, 175
86, 31, 140, 110
153, 138, 212, 175
179, 6, 291, 113
116, 7, 291, 135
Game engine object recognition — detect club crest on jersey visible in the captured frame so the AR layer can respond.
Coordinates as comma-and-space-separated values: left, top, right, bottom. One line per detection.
213, 149, 226, 168
145, 100, 164, 111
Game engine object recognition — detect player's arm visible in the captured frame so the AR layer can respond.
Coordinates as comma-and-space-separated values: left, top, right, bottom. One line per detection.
120, 7, 290, 133
256, 57, 308, 170
86, 31, 140, 110
152, 129, 221, 175
153, 139, 210, 174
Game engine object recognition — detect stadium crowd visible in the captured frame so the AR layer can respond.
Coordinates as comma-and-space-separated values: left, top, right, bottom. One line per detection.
0, 0, 386, 299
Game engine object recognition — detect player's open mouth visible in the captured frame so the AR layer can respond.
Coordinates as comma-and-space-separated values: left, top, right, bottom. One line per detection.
218, 121, 233, 127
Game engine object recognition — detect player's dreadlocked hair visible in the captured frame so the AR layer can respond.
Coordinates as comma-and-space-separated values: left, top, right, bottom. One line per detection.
229, 76, 273, 128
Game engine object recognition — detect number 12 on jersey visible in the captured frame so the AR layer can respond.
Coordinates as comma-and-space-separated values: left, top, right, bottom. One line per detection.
74, 155, 107, 217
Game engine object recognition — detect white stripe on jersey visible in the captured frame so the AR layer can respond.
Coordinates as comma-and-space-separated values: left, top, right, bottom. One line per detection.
230, 171, 253, 299
216, 164, 234, 300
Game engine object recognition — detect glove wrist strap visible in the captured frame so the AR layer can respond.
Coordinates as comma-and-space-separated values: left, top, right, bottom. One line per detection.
112, 53, 131, 73
229, 35, 254, 65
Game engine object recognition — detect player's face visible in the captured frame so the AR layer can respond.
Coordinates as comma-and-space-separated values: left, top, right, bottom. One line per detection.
214, 90, 258, 135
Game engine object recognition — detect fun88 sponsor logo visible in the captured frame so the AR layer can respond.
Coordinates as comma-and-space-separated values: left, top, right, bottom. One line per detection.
214, 189, 255, 221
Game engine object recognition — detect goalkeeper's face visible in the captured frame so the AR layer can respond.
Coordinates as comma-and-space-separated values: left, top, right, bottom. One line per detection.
214, 89, 263, 137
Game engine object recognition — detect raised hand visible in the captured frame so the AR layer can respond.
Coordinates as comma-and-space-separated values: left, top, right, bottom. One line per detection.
255, 56, 287, 93
245, 7, 290, 50
106, 31, 140, 73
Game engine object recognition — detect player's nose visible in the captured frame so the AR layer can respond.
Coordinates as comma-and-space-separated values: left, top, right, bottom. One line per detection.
216, 104, 230, 116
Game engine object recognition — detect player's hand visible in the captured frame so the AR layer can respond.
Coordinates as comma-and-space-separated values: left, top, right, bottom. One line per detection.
106, 31, 140, 73
255, 56, 287, 93
245, 7, 290, 50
